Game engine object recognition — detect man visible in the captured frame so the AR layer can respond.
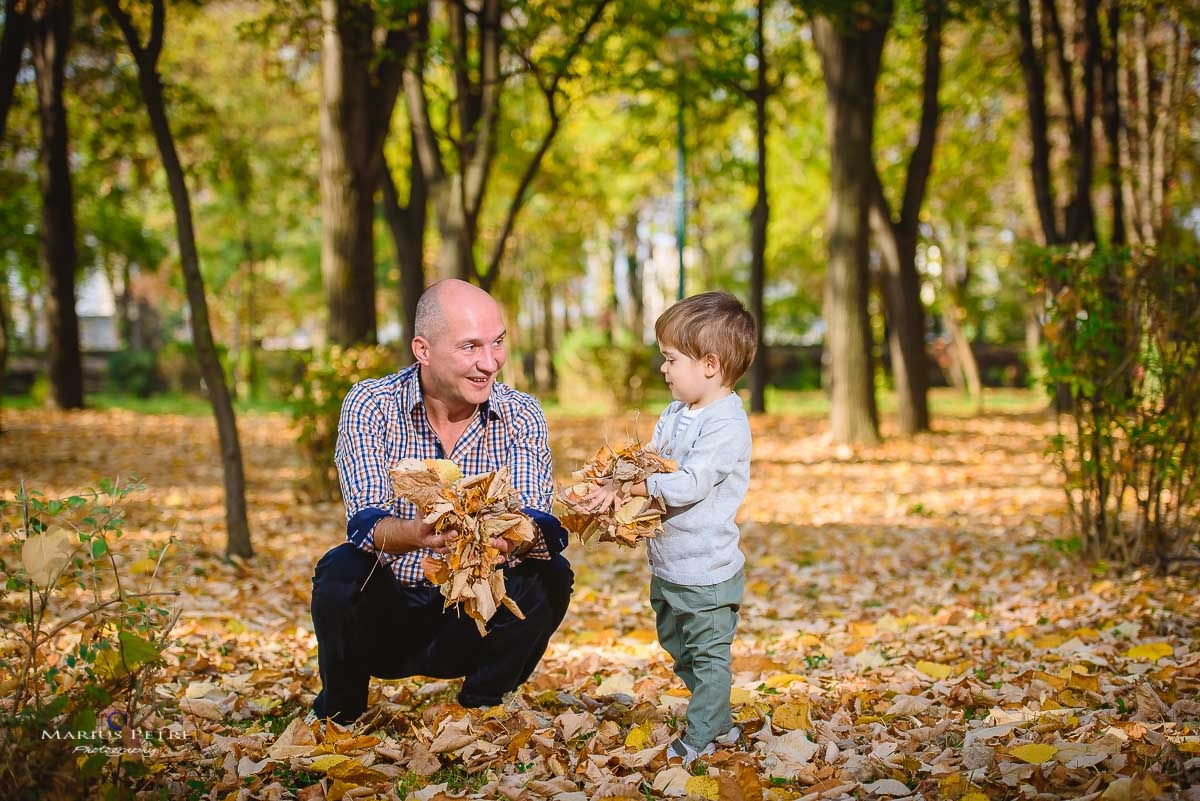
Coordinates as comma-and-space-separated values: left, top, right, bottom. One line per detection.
309, 279, 573, 722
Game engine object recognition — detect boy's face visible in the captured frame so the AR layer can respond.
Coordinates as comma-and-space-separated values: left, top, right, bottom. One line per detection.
659, 345, 721, 406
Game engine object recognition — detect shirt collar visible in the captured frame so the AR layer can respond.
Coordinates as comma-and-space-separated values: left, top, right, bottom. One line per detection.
399, 363, 505, 421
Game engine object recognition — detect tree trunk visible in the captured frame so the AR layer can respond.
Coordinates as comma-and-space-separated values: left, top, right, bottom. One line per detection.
868, 0, 941, 435
622, 212, 644, 340
813, 8, 889, 446
319, 0, 379, 346
0, 273, 9, 433
381, 137, 427, 354
0, 0, 30, 141
1099, 0, 1123, 246
941, 229, 982, 410
747, 0, 769, 415
31, 0, 83, 410
106, 0, 252, 558
538, 279, 556, 393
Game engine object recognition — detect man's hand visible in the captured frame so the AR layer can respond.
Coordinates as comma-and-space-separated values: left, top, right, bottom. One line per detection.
372, 517, 449, 555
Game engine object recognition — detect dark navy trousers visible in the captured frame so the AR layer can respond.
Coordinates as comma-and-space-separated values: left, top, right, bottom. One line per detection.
310, 542, 573, 722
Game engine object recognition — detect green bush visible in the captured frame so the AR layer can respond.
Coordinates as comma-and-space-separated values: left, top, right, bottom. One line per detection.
553, 325, 658, 411
0, 480, 180, 799
292, 345, 397, 501
106, 350, 161, 398
1032, 246, 1200, 570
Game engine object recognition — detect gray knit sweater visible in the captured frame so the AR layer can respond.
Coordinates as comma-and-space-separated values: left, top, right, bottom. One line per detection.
644, 392, 751, 585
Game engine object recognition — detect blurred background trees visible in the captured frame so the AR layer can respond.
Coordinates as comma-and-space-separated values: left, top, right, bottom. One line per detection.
0, 0, 1197, 565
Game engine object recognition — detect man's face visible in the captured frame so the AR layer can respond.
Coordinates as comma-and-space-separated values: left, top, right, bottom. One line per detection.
415, 298, 507, 409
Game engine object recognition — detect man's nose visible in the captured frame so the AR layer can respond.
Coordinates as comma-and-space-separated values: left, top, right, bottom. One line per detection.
477, 345, 500, 372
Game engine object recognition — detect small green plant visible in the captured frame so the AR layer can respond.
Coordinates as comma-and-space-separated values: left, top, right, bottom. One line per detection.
803, 653, 830, 670
0, 479, 181, 799
1031, 246, 1200, 570
291, 345, 396, 501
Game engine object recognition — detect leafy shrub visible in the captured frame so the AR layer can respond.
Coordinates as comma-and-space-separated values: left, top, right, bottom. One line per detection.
553, 325, 658, 410
106, 350, 161, 398
292, 345, 396, 501
1032, 246, 1200, 570
0, 480, 181, 799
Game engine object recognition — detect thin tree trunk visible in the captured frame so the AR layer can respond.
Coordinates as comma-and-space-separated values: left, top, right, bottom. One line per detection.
0, 0, 30, 141
0, 273, 9, 433
1099, 0, 1123, 245
813, 7, 889, 445
747, 0, 769, 415
31, 0, 82, 409
1017, 0, 1061, 245
538, 279, 556, 393
106, 0, 252, 558
622, 212, 643, 340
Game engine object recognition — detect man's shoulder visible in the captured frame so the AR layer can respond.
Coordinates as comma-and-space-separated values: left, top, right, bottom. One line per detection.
345, 366, 415, 406
490, 382, 547, 423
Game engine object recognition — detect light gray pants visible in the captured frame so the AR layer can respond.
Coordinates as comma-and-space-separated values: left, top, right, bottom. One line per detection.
650, 570, 744, 749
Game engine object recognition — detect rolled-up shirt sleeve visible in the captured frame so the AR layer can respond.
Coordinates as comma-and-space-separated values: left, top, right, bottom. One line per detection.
334, 382, 397, 553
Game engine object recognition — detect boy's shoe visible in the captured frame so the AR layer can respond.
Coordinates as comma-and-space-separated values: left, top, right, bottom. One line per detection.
666, 737, 714, 767
714, 725, 742, 748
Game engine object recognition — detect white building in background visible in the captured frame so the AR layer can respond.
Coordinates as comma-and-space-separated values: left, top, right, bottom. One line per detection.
7, 266, 120, 352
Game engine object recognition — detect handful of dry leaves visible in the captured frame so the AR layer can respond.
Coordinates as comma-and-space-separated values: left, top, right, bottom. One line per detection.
558, 441, 677, 547
390, 458, 536, 636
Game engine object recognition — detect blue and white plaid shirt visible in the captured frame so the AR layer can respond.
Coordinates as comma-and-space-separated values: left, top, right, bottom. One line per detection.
333, 363, 560, 585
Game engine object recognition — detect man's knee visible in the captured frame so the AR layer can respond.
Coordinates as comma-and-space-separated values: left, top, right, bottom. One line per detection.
312, 543, 375, 610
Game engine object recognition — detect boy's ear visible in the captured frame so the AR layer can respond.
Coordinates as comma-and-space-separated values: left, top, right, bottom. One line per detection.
704, 353, 721, 378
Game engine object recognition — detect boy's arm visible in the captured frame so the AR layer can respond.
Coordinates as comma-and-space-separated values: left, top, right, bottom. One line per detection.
645, 417, 749, 508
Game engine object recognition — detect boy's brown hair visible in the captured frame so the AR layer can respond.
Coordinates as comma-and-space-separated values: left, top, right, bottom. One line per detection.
654, 291, 758, 386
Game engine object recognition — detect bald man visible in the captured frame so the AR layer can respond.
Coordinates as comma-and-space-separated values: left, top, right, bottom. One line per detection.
308, 279, 573, 722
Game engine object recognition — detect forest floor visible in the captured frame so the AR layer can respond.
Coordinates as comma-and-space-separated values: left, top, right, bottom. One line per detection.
1, 401, 1197, 801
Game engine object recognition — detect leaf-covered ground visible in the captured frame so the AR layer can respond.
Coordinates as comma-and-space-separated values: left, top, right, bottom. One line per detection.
2, 405, 1198, 800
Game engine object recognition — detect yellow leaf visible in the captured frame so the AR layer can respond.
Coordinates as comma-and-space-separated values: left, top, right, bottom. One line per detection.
915, 660, 956, 680
772, 701, 812, 732
730, 687, 754, 706
1124, 642, 1173, 661
962, 794, 991, 801
21, 529, 75, 587
624, 722, 652, 750
1008, 743, 1058, 764
328, 759, 388, 784
128, 558, 160, 575
664, 687, 692, 697
763, 673, 806, 688
684, 775, 720, 800
308, 754, 351, 772
1032, 634, 1065, 649
1177, 741, 1200, 754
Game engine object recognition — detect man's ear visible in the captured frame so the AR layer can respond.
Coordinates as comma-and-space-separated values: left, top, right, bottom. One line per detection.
412, 336, 431, 366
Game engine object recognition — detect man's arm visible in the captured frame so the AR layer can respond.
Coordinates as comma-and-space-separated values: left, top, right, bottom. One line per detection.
505, 400, 561, 558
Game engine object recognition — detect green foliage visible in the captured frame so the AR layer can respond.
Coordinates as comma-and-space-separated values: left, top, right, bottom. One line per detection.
106, 350, 162, 399
292, 345, 397, 501
553, 325, 659, 411
0, 480, 180, 799
1032, 246, 1200, 570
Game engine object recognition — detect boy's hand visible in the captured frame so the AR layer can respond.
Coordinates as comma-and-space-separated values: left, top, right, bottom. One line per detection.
579, 480, 619, 514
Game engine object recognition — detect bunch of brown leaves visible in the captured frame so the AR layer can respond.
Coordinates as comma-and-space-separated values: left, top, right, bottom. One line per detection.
391, 459, 535, 636
558, 440, 677, 547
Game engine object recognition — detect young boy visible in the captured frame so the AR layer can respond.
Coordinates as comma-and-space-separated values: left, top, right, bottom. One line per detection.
633, 291, 757, 765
